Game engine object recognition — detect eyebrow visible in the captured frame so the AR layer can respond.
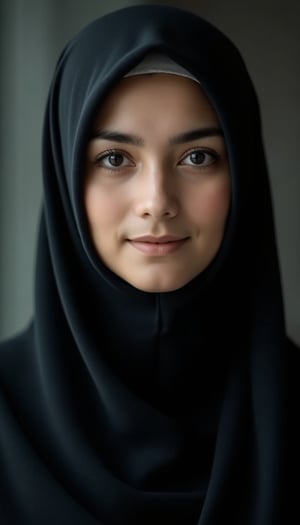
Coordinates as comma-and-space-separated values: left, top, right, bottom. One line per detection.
90, 126, 224, 146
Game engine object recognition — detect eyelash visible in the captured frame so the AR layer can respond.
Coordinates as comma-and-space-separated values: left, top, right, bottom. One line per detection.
180, 148, 220, 167
93, 147, 220, 172
94, 149, 134, 171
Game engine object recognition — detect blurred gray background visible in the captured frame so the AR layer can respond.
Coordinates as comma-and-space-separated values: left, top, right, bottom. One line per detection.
0, 0, 299, 344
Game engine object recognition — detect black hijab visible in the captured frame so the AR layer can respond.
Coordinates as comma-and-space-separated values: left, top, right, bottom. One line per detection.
0, 4, 296, 524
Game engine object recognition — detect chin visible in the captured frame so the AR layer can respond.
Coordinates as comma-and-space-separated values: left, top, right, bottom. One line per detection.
126, 273, 196, 293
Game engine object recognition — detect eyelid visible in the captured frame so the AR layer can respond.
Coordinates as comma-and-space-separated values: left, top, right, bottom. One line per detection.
94, 148, 135, 168
179, 147, 220, 166
90, 146, 221, 170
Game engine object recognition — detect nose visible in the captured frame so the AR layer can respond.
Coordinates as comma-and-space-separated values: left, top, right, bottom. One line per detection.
134, 163, 179, 219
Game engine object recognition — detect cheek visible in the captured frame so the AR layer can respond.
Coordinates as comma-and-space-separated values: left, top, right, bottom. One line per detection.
189, 178, 231, 225
84, 183, 121, 232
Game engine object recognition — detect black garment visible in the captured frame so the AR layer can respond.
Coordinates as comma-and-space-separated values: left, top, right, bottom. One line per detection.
0, 4, 298, 524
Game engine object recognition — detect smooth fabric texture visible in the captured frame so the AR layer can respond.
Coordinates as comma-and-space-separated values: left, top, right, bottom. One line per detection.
0, 4, 298, 524
124, 51, 200, 83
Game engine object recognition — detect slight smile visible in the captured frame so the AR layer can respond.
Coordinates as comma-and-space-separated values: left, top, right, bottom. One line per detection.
128, 235, 190, 256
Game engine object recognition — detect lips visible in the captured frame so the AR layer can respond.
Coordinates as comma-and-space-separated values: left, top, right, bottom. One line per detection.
128, 235, 189, 255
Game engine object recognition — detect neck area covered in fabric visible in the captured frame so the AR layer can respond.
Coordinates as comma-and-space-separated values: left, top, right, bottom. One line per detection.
27, 4, 287, 524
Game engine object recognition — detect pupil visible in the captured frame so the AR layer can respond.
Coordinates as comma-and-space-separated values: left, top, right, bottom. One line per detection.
109, 153, 123, 167
191, 151, 205, 164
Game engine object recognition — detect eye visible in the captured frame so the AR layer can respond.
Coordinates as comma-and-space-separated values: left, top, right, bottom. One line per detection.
180, 148, 219, 167
95, 150, 133, 170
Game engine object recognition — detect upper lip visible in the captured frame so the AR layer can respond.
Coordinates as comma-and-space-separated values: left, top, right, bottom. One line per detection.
129, 235, 188, 243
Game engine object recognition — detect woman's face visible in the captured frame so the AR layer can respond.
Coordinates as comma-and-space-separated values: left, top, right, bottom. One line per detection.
84, 74, 231, 292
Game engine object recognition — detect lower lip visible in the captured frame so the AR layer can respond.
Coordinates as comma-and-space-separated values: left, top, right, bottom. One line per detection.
128, 239, 188, 256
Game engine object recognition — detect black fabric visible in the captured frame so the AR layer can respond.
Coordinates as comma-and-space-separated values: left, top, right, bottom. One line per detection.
0, 4, 298, 524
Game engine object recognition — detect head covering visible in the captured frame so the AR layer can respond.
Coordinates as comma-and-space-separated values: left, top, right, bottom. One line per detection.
124, 51, 200, 83
0, 4, 292, 524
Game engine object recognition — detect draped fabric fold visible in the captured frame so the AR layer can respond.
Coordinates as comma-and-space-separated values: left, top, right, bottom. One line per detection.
0, 4, 295, 524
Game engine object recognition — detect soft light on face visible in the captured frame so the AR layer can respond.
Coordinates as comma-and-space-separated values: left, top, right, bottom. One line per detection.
84, 74, 231, 292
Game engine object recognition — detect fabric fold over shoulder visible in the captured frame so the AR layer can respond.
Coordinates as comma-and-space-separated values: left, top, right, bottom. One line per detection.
0, 3, 296, 524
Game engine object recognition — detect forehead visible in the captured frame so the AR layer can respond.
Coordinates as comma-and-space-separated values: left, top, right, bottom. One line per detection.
92, 74, 220, 129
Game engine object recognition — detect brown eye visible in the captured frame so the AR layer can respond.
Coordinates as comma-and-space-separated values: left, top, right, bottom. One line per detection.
95, 150, 133, 170
106, 152, 125, 167
180, 148, 219, 167
190, 151, 206, 164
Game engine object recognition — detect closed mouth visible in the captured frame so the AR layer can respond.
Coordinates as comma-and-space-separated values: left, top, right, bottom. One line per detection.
129, 235, 189, 243
127, 236, 189, 255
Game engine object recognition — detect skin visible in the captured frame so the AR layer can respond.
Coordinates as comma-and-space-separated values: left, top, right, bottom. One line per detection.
84, 74, 231, 292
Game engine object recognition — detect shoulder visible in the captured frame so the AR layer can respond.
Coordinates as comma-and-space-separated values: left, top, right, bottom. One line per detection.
286, 336, 300, 424
286, 337, 300, 515
286, 336, 300, 413
287, 336, 300, 379
287, 335, 300, 353
0, 323, 34, 394
0, 323, 34, 356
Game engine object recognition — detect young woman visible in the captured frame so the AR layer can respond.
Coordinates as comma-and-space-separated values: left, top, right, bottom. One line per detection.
0, 4, 298, 524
